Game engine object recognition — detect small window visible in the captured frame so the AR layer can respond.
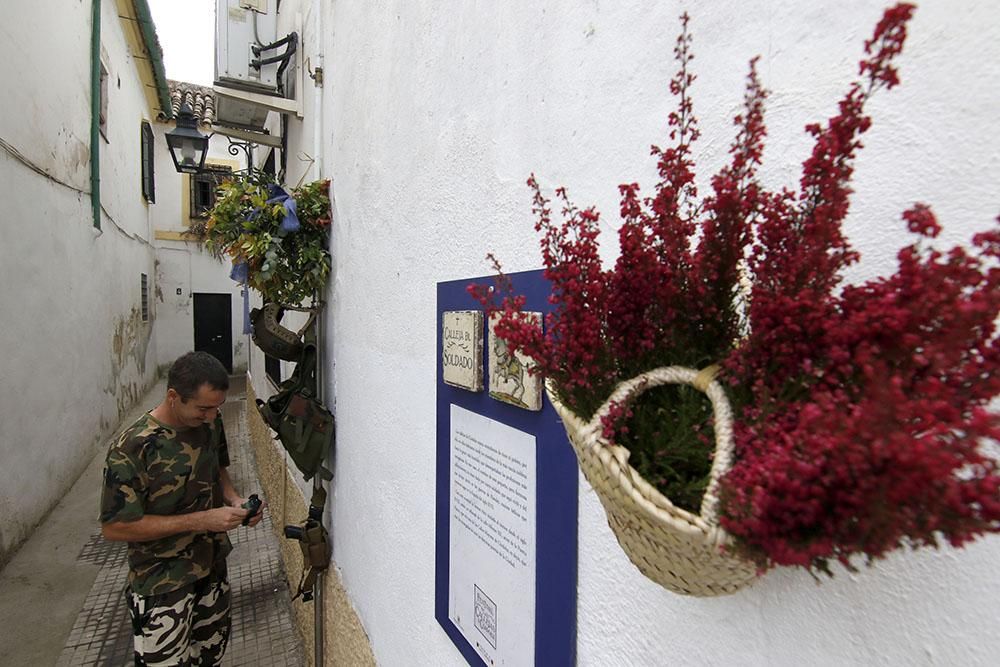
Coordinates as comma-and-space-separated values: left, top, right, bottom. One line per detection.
140, 274, 149, 322
263, 149, 276, 177
190, 166, 233, 217
99, 61, 109, 140
141, 122, 155, 203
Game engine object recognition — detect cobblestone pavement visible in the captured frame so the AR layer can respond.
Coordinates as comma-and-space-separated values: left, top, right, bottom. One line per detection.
55, 384, 304, 667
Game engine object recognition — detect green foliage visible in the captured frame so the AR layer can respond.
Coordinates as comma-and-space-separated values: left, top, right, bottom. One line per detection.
201, 174, 332, 306
625, 385, 715, 514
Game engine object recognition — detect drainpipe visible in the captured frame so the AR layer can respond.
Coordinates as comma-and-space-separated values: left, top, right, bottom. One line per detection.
90, 0, 101, 230
312, 2, 327, 662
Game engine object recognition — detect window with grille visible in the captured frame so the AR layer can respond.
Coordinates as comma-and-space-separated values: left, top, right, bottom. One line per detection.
141, 121, 155, 203
190, 166, 232, 217
140, 273, 149, 322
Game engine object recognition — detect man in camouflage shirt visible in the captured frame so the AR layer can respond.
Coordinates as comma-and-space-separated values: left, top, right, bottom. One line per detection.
101, 351, 265, 666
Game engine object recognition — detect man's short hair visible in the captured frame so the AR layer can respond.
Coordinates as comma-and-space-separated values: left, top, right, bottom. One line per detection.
168, 351, 230, 400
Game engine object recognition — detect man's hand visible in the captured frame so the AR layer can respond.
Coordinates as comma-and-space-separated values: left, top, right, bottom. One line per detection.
102, 505, 250, 542
218, 467, 265, 528
229, 496, 267, 528
199, 506, 250, 532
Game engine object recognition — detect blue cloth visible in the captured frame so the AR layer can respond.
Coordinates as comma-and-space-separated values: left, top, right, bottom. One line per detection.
266, 185, 300, 233
229, 261, 248, 284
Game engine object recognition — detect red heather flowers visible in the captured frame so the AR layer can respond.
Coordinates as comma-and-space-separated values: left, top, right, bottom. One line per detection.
471, 4, 1000, 574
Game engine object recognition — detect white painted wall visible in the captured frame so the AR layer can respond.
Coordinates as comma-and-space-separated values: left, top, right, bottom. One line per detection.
251, 0, 1000, 663
150, 125, 249, 374
0, 0, 161, 563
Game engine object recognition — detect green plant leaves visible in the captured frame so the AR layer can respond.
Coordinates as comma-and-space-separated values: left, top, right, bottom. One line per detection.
200, 175, 332, 305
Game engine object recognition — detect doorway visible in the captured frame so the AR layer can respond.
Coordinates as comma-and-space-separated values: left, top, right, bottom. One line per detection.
193, 293, 233, 373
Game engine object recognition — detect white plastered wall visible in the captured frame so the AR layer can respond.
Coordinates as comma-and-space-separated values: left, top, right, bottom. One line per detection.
0, 0, 160, 563
254, 0, 1000, 663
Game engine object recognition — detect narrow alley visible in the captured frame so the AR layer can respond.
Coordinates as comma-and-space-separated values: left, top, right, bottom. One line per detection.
3, 2, 1000, 665
0, 377, 304, 666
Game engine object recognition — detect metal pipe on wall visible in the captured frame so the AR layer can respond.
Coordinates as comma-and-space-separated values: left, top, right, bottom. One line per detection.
90, 0, 101, 230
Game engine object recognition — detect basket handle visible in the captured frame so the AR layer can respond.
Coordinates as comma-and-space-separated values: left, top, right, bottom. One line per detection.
584, 365, 735, 525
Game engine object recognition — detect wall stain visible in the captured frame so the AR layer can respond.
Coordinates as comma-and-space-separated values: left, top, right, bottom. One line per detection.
154, 259, 165, 302
111, 306, 150, 375
106, 306, 154, 422
72, 137, 90, 174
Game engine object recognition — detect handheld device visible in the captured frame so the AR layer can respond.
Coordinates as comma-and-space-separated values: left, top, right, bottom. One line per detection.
241, 494, 262, 526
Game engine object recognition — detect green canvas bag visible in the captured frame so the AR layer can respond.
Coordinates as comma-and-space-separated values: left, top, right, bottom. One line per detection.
256, 344, 334, 481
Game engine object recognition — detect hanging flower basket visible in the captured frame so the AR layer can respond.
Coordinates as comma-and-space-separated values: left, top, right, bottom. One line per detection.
548, 367, 756, 596
201, 175, 332, 307
472, 5, 1000, 593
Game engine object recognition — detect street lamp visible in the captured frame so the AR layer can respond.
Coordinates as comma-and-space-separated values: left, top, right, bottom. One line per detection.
165, 103, 209, 174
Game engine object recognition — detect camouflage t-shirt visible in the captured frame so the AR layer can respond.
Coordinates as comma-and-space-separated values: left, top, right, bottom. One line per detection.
100, 412, 233, 596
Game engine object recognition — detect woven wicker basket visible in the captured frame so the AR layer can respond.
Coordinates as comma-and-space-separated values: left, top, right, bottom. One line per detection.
547, 366, 757, 596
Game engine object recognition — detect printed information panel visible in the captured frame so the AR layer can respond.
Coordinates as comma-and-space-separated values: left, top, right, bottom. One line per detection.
448, 406, 536, 665
436, 270, 577, 667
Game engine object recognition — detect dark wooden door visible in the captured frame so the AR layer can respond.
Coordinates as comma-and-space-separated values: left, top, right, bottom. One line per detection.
193, 293, 233, 373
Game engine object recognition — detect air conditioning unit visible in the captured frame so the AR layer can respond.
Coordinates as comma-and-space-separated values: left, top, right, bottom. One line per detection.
213, 0, 301, 133
215, 0, 279, 94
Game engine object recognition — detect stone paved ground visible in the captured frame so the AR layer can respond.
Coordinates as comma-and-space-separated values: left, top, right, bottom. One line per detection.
55, 382, 304, 667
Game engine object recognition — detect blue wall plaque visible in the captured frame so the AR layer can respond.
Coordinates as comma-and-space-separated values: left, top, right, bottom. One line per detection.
436, 269, 578, 666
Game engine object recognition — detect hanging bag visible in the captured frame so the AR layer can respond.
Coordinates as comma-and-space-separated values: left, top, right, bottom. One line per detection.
256, 344, 334, 481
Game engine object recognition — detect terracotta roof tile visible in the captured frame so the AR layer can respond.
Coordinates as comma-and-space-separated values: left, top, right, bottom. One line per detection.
162, 80, 216, 126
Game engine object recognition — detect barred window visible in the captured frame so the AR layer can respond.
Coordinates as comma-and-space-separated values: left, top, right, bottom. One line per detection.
190, 166, 232, 217
140, 273, 149, 322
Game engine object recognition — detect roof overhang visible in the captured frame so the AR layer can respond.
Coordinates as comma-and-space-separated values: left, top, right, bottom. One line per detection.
116, 0, 172, 120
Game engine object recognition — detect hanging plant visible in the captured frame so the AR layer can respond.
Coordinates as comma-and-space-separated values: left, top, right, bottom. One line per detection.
201, 174, 332, 306
471, 3, 1000, 592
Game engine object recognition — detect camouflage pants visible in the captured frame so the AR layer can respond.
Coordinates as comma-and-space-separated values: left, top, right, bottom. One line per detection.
126, 575, 231, 666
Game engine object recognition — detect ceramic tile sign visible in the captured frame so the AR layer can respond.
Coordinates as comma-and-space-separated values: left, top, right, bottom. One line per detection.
488, 312, 543, 411
443, 310, 484, 392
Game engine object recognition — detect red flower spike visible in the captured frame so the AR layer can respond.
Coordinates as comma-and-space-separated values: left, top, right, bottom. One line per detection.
470, 4, 1000, 573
